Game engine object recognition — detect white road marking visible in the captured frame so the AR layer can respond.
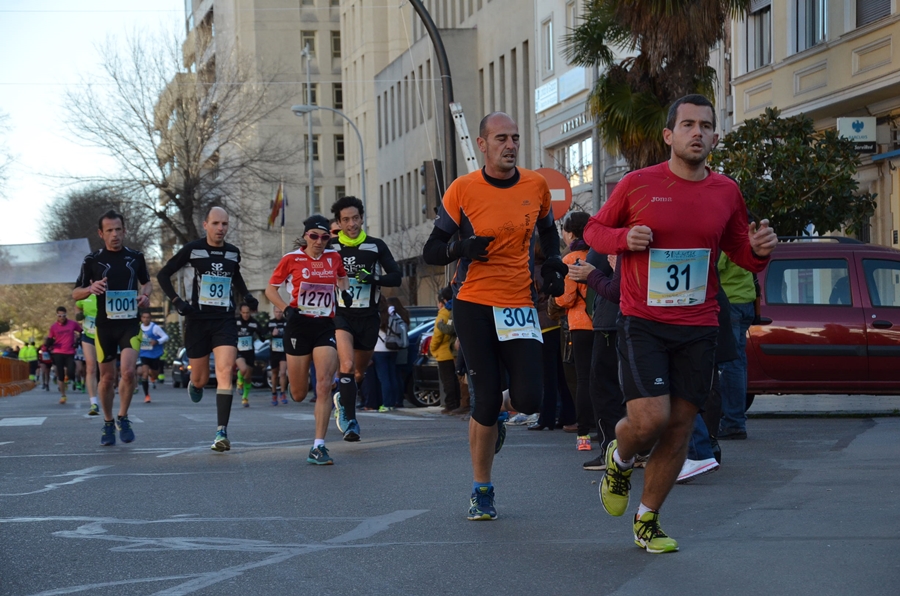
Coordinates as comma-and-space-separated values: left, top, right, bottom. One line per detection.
0, 417, 47, 426
0, 441, 13, 446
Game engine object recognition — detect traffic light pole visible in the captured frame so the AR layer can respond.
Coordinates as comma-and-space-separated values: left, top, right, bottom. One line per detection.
408, 0, 457, 187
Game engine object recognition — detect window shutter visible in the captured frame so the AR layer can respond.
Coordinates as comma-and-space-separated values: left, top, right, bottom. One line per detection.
857, 0, 891, 27
750, 0, 771, 13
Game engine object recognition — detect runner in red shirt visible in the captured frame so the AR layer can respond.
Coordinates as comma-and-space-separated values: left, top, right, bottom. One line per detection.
584, 95, 777, 553
265, 215, 352, 466
47, 306, 83, 404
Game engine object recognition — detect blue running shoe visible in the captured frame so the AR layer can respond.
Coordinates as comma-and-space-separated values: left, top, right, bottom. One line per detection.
495, 411, 510, 454
211, 429, 231, 452
343, 418, 360, 442
333, 391, 349, 434
467, 486, 497, 520
100, 420, 116, 446
307, 444, 333, 465
188, 383, 203, 403
116, 416, 135, 443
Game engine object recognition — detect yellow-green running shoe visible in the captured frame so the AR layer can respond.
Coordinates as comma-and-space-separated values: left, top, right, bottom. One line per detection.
599, 439, 632, 516
633, 511, 678, 553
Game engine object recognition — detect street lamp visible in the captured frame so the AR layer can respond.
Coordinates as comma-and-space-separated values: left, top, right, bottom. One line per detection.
291, 104, 367, 228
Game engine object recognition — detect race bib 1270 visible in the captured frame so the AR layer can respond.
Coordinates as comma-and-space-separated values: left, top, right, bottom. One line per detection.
647, 249, 710, 307
106, 290, 138, 320
492, 306, 542, 342
296, 282, 335, 317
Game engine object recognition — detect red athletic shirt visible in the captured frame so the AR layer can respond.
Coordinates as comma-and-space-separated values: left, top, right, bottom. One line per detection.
583, 162, 768, 326
48, 319, 83, 355
269, 247, 347, 317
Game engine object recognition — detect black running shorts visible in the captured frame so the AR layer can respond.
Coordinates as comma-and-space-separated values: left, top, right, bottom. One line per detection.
285, 315, 337, 357
616, 315, 718, 408
96, 320, 141, 364
184, 317, 238, 359
334, 313, 380, 351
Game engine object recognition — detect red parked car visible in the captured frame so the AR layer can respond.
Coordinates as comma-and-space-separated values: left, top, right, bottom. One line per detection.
747, 237, 900, 397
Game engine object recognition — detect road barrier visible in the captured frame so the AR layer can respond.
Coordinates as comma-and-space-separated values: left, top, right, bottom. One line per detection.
0, 357, 34, 397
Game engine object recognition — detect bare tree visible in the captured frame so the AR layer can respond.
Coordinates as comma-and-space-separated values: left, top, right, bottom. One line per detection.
44, 184, 158, 255
64, 27, 299, 248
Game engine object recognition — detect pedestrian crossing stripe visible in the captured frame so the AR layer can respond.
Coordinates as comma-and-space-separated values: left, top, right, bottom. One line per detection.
0, 417, 47, 426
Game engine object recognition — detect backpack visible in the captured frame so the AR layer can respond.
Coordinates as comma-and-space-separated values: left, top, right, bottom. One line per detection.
384, 312, 409, 350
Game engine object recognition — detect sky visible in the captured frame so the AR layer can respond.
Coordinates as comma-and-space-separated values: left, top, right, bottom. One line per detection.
0, 0, 185, 245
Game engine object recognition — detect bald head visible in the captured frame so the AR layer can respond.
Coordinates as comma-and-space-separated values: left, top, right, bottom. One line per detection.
479, 112, 515, 139
203, 206, 230, 246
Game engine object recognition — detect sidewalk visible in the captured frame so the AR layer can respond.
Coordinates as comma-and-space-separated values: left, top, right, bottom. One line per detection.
749, 394, 900, 417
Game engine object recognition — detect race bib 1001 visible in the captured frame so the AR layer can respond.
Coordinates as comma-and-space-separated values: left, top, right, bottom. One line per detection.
271, 338, 284, 352
199, 274, 232, 307
296, 282, 335, 317
237, 336, 253, 352
106, 290, 138, 320
342, 278, 371, 308
492, 306, 543, 342
647, 249, 710, 307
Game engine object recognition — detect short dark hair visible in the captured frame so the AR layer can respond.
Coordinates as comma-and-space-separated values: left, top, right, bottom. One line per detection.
666, 94, 716, 131
331, 196, 364, 219
98, 209, 125, 230
439, 286, 453, 302
562, 211, 590, 239
56, 306, 67, 314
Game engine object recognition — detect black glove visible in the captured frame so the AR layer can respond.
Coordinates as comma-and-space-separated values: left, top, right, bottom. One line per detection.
540, 258, 568, 297
244, 293, 259, 312
454, 235, 494, 262
341, 290, 354, 309
283, 306, 298, 321
355, 268, 378, 285
173, 297, 194, 316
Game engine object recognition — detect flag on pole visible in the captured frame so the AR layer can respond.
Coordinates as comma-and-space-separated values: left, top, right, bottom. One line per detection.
267, 182, 284, 229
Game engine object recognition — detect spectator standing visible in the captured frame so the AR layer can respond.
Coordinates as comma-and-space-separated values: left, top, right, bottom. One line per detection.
431, 287, 461, 415
553, 212, 594, 451
20, 341, 38, 381
373, 297, 409, 412
716, 252, 756, 440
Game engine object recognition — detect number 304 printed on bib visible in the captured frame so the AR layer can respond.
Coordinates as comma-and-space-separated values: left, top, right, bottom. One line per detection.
492, 306, 543, 342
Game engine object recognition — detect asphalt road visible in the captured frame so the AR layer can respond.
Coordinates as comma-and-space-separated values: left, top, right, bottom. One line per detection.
1, 384, 898, 595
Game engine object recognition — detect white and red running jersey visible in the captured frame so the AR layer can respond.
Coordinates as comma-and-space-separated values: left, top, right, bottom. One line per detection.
269, 247, 347, 318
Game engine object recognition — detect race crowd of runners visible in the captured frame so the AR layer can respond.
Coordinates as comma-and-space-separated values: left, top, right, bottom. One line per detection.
20, 94, 777, 554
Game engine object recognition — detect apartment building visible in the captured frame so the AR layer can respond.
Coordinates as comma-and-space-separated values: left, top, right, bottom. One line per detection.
340, 0, 538, 303
731, 0, 899, 246
180, 0, 345, 290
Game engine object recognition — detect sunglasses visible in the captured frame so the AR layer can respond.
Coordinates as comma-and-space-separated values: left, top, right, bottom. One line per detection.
307, 232, 331, 241
331, 230, 341, 235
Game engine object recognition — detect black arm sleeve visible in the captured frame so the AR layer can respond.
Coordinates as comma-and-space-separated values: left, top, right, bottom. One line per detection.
537, 215, 562, 261
376, 239, 402, 287
232, 268, 249, 299
422, 226, 460, 266
157, 245, 191, 301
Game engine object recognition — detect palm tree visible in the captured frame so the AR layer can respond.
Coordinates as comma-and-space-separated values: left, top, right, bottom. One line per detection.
564, 0, 749, 169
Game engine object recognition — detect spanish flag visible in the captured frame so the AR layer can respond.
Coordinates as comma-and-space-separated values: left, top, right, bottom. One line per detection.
267, 182, 285, 229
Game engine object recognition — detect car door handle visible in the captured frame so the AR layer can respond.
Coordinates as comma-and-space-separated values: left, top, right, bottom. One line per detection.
872, 320, 893, 329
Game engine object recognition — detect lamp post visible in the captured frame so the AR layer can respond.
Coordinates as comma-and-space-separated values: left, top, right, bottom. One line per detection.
291, 104, 367, 228
300, 44, 314, 216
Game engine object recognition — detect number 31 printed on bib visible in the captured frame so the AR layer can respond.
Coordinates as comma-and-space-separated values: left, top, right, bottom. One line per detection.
647, 249, 709, 306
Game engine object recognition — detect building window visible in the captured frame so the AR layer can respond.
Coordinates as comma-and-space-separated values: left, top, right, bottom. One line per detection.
857, 0, 891, 27
557, 137, 593, 188
541, 18, 554, 76
333, 83, 343, 110
336, 185, 346, 200
796, 0, 825, 52
312, 186, 322, 214
335, 134, 345, 161
747, 0, 772, 71
304, 134, 320, 161
301, 31, 316, 57
301, 82, 318, 105
566, 1, 578, 30
301, 0, 314, 5
331, 31, 341, 59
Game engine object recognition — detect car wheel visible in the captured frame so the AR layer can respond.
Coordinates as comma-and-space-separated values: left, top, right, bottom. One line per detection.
746, 393, 755, 411
406, 375, 441, 407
